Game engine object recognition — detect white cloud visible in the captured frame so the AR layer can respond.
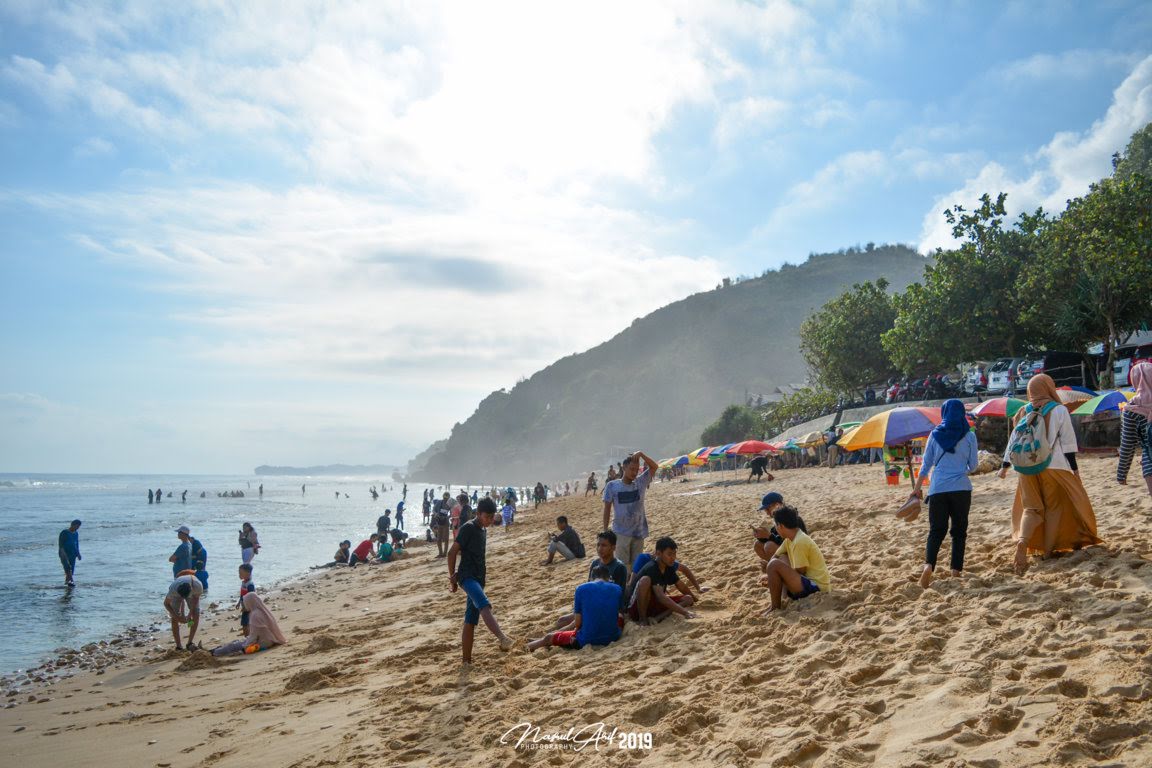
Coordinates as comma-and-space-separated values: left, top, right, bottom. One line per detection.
714, 97, 791, 146
73, 136, 115, 157
919, 54, 1152, 252
998, 48, 1141, 84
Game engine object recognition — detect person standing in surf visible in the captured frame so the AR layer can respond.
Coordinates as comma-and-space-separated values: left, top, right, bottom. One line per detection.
58, 519, 82, 587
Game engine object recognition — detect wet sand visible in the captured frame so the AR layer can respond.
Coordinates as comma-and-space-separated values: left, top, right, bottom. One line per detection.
2, 456, 1151, 767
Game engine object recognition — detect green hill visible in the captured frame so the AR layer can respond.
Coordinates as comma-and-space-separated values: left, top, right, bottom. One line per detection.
410, 245, 928, 484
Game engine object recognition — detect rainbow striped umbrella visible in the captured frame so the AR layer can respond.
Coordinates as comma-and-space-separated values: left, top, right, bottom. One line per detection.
1072, 390, 1135, 415
839, 407, 945, 450
970, 397, 1027, 418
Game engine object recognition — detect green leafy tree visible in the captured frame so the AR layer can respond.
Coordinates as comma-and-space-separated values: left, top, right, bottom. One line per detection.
1113, 121, 1152, 181
883, 194, 1047, 372
1032, 172, 1152, 384
700, 405, 761, 446
799, 279, 898, 395
762, 387, 839, 438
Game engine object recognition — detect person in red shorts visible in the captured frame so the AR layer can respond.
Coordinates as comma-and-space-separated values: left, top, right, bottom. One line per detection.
527, 564, 622, 651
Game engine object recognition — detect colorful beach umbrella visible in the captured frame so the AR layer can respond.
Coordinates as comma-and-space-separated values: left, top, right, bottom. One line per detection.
970, 397, 1027, 418
708, 443, 738, 457
839, 406, 945, 450
729, 439, 776, 455
1056, 386, 1096, 406
1072, 390, 1135, 415
797, 431, 825, 448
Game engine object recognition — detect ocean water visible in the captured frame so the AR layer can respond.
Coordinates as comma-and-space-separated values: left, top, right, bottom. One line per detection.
0, 473, 450, 675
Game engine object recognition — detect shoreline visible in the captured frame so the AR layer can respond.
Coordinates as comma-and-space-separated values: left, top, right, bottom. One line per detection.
2, 459, 1150, 767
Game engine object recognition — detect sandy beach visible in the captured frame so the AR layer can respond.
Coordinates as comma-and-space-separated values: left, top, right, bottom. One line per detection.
2, 456, 1151, 767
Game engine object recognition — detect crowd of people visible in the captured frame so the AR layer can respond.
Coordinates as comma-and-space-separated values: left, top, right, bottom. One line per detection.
53, 364, 1152, 666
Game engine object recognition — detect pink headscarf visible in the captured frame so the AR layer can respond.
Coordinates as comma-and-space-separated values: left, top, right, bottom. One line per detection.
1128, 362, 1152, 419
243, 592, 287, 647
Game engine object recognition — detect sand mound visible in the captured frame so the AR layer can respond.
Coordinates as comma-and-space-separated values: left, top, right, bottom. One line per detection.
305, 635, 340, 653
284, 664, 340, 692
176, 650, 220, 671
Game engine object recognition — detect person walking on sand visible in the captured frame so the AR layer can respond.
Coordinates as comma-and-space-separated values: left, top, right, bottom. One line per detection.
585, 472, 598, 497
909, 398, 978, 588
58, 519, 82, 587
447, 497, 514, 663
1117, 362, 1152, 499
998, 374, 1101, 574
602, 451, 658, 570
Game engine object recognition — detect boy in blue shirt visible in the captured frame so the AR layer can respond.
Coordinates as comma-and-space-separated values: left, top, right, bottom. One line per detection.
527, 564, 622, 651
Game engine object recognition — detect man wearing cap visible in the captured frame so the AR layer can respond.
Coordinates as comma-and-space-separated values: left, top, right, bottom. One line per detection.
751, 493, 807, 572
170, 526, 193, 577
57, 519, 82, 587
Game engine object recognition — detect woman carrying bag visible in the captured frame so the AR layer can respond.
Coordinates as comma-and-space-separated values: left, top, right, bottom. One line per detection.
908, 398, 979, 588
998, 374, 1101, 574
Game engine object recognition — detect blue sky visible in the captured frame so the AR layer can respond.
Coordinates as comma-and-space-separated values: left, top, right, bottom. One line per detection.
2, 1, 1151, 473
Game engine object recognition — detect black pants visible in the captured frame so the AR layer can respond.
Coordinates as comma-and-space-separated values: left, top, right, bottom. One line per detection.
925, 490, 971, 571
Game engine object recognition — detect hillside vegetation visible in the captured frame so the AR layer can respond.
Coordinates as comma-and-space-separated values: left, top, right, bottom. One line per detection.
410, 245, 928, 484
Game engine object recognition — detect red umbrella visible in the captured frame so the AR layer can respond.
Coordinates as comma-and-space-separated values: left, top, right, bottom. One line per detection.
729, 440, 776, 455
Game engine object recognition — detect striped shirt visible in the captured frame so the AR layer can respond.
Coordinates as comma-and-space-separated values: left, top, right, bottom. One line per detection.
1117, 409, 1152, 481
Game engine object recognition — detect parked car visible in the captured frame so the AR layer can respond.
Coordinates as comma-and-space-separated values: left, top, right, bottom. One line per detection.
960, 361, 990, 394
987, 357, 1026, 394
1018, 351, 1099, 392
1114, 344, 1152, 387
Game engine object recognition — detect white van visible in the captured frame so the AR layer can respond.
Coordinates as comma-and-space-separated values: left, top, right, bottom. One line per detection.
987, 357, 1026, 394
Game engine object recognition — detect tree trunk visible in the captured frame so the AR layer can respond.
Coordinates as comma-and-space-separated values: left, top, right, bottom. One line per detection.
1105, 316, 1117, 389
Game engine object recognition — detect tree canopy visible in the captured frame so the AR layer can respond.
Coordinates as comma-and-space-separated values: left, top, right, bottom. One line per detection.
799, 279, 897, 393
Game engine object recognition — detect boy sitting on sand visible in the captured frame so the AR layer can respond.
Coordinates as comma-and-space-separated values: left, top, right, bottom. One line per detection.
751, 492, 808, 572
761, 505, 830, 615
628, 537, 698, 624
526, 564, 623, 651
552, 530, 630, 631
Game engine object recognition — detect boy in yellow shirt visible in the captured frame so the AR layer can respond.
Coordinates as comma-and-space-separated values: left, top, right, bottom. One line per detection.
761, 505, 830, 615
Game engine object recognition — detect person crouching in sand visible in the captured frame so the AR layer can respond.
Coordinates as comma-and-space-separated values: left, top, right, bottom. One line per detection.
164, 572, 204, 650
447, 497, 513, 663
761, 505, 830, 615
628, 537, 697, 624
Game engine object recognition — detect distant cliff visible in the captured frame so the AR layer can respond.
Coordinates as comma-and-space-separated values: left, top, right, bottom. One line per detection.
254, 464, 397, 476
409, 245, 929, 484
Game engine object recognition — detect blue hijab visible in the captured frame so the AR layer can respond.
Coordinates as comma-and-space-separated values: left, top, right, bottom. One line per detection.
931, 398, 970, 453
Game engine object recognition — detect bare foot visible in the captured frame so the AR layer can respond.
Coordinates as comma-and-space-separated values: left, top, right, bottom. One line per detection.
498, 635, 514, 652
918, 565, 933, 589
950, 570, 962, 579
762, 606, 779, 618
1013, 545, 1029, 575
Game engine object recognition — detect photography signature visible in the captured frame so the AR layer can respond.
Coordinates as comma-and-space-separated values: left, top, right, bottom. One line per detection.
500, 721, 640, 752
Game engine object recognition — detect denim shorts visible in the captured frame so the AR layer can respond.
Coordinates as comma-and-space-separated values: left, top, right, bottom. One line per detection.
460, 577, 491, 625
